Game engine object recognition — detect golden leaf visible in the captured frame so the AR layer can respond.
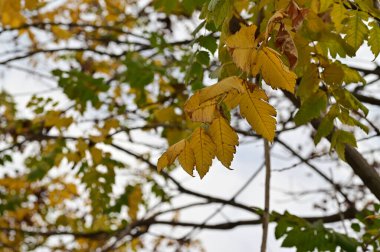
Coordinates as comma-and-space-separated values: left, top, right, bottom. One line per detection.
209, 116, 239, 168
226, 25, 259, 75
190, 127, 216, 178
178, 140, 195, 176
253, 47, 296, 93
157, 139, 186, 172
239, 84, 277, 141
199, 76, 245, 104
184, 92, 218, 123
184, 76, 245, 122
128, 185, 142, 221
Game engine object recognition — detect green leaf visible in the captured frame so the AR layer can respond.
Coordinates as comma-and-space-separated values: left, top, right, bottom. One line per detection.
335, 233, 359, 252
153, 0, 177, 13
53, 70, 109, 111
314, 105, 339, 145
196, 50, 210, 65
205, 0, 232, 27
337, 108, 369, 133
351, 223, 361, 232
124, 54, 155, 88
333, 89, 369, 116
368, 21, 380, 57
331, 130, 357, 160
340, 63, 366, 85
197, 35, 218, 54
297, 63, 320, 101
275, 220, 288, 239
208, 0, 221, 11
192, 20, 206, 36
294, 90, 328, 125
323, 62, 344, 87
317, 33, 355, 58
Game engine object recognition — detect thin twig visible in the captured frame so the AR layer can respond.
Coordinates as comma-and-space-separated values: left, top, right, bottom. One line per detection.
260, 139, 271, 252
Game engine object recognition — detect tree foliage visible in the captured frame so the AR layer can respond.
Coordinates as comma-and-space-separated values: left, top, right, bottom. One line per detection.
0, 0, 380, 251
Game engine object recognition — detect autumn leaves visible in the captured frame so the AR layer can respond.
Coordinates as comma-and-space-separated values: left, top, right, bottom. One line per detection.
157, 20, 299, 178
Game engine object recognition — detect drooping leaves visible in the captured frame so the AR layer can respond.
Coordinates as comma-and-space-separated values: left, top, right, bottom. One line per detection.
190, 127, 217, 178
286, 0, 309, 31
225, 25, 258, 75
331, 130, 357, 161
239, 84, 277, 141
275, 24, 298, 69
184, 93, 219, 123
198, 76, 245, 104
294, 90, 327, 125
297, 63, 320, 101
209, 116, 239, 168
343, 11, 369, 52
314, 105, 339, 145
368, 21, 380, 57
252, 47, 297, 93
184, 76, 245, 122
178, 140, 196, 176
157, 139, 186, 172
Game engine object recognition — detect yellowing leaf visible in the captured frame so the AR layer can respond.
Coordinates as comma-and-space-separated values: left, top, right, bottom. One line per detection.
157, 153, 169, 172
178, 140, 195, 176
184, 77, 245, 122
343, 11, 369, 51
184, 93, 218, 122
190, 127, 216, 178
90, 147, 103, 165
297, 63, 320, 101
51, 26, 72, 40
209, 116, 238, 168
128, 185, 142, 221
157, 139, 186, 171
226, 25, 258, 75
330, 3, 347, 32
253, 47, 297, 93
25, 0, 39, 10
368, 21, 380, 57
239, 84, 277, 141
199, 76, 245, 104
323, 62, 344, 87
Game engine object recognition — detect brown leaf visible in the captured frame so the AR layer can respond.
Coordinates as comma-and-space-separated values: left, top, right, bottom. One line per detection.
287, 0, 309, 31
275, 24, 298, 69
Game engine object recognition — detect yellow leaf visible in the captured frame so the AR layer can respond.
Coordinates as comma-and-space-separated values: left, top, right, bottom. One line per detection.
25, 0, 39, 10
157, 153, 169, 172
128, 185, 142, 221
178, 140, 195, 176
90, 147, 103, 165
184, 92, 218, 123
153, 107, 177, 123
253, 47, 296, 93
157, 139, 186, 171
190, 127, 216, 178
239, 84, 277, 141
184, 77, 245, 122
199, 76, 245, 104
209, 117, 238, 168
226, 25, 259, 75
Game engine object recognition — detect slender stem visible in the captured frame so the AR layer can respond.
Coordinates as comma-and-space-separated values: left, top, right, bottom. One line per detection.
261, 139, 271, 252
